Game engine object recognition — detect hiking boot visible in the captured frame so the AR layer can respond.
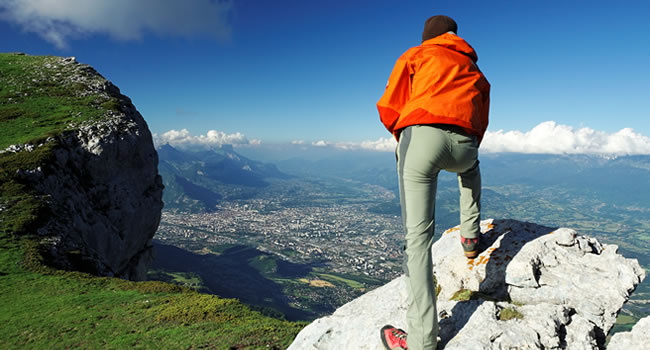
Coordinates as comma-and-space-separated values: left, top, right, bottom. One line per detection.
380, 325, 409, 350
460, 235, 479, 259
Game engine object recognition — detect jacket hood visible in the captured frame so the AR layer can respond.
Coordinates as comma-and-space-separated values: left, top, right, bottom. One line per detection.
422, 33, 478, 62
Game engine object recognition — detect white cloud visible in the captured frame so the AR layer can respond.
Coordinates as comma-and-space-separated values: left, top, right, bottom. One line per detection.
154, 122, 650, 155
482, 121, 650, 155
357, 137, 397, 152
0, 0, 232, 48
153, 129, 259, 150
331, 137, 397, 152
300, 138, 398, 151
300, 122, 650, 155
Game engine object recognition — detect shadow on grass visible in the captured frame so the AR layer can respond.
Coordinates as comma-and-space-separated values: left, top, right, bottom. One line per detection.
149, 241, 318, 321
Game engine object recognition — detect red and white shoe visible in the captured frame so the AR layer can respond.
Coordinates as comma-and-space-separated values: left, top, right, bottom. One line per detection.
460, 236, 480, 259
380, 325, 409, 350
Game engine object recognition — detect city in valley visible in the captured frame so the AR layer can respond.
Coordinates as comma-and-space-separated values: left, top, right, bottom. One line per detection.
156, 198, 404, 281
151, 149, 650, 325
150, 179, 412, 320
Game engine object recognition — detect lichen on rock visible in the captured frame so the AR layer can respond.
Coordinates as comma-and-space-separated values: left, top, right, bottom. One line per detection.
288, 219, 646, 349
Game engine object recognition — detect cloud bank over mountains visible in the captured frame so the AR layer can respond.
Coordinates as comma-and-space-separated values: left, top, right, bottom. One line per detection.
153, 129, 260, 150
0, 0, 232, 48
310, 138, 397, 152
481, 121, 650, 155
155, 121, 650, 155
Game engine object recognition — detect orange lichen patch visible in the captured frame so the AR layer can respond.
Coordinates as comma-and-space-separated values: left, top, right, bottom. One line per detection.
467, 258, 475, 270
444, 227, 460, 235
476, 256, 491, 266
466, 247, 499, 269
309, 279, 334, 288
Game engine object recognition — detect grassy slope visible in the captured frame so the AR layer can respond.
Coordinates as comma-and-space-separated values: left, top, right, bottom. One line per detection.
0, 53, 305, 349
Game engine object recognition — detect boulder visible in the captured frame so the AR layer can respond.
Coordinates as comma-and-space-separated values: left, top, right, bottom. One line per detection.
8, 56, 164, 280
289, 219, 645, 349
608, 316, 650, 350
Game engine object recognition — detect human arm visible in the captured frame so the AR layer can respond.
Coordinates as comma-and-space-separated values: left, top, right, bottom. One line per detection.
377, 52, 413, 139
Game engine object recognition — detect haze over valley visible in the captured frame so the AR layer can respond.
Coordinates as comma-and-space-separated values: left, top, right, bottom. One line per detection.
151, 144, 650, 331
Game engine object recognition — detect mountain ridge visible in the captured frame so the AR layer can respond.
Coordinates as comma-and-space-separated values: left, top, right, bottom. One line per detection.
0, 52, 304, 349
157, 143, 291, 212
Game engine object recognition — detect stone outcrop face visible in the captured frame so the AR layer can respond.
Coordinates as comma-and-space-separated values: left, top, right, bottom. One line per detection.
10, 57, 164, 280
608, 316, 650, 349
289, 219, 645, 350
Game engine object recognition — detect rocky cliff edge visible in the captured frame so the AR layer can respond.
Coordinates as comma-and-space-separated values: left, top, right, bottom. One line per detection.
1, 54, 163, 280
289, 219, 646, 349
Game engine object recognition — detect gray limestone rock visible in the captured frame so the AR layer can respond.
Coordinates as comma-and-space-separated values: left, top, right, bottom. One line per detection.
11, 56, 163, 280
608, 316, 650, 350
289, 219, 645, 350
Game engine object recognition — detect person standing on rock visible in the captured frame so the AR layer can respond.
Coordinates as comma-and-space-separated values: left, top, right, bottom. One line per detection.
376, 15, 490, 350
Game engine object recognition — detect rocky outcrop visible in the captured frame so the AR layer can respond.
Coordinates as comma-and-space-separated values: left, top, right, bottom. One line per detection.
608, 316, 650, 349
4, 56, 163, 280
289, 219, 645, 349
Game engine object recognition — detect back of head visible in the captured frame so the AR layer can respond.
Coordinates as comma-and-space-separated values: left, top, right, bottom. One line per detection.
422, 15, 457, 42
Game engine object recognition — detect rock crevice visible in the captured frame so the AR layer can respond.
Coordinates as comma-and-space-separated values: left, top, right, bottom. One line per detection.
289, 219, 645, 349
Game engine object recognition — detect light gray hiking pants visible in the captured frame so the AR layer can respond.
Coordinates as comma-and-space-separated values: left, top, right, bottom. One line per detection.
396, 124, 481, 350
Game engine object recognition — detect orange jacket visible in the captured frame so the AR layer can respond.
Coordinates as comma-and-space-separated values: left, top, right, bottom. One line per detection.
377, 33, 490, 142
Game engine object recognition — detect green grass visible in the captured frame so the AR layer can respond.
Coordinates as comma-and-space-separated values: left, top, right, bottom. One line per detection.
316, 273, 364, 289
498, 307, 524, 321
147, 270, 204, 290
0, 52, 109, 237
0, 238, 305, 349
450, 289, 474, 301
608, 313, 639, 335
0, 53, 307, 349
249, 254, 278, 274
0, 53, 117, 149
449, 288, 503, 303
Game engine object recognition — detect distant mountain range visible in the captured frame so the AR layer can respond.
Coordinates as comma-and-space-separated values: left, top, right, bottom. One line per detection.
161, 144, 650, 213
157, 144, 290, 212
154, 144, 650, 325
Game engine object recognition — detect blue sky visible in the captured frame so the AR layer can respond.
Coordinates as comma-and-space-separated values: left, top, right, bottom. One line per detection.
1, 0, 650, 153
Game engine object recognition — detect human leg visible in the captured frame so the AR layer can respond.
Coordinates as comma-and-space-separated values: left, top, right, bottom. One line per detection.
445, 130, 481, 242
396, 126, 445, 350
457, 161, 481, 240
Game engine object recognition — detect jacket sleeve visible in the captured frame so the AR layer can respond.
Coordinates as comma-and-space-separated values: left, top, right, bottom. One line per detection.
477, 76, 490, 145
377, 52, 413, 138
